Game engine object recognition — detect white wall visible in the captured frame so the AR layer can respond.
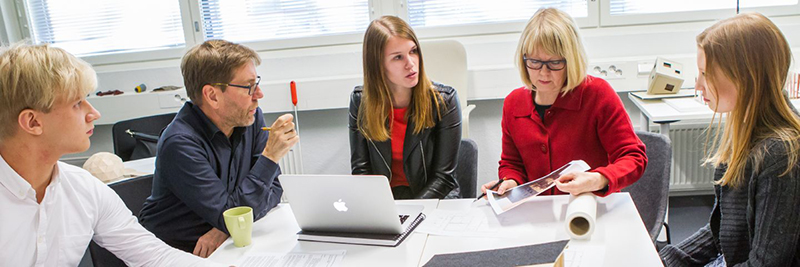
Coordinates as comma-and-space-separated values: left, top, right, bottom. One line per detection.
61, 15, 800, 195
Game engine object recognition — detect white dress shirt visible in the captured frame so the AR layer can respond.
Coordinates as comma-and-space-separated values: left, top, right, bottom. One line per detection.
0, 155, 222, 267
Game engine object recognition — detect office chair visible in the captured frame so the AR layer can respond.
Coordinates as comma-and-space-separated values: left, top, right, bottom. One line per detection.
88, 174, 154, 266
623, 131, 672, 247
112, 113, 176, 161
449, 139, 478, 198
421, 40, 476, 139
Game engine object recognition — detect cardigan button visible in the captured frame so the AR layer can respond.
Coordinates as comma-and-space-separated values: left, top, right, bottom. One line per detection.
540, 144, 547, 153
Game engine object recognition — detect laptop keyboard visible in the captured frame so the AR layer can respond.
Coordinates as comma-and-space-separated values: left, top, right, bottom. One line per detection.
399, 215, 410, 223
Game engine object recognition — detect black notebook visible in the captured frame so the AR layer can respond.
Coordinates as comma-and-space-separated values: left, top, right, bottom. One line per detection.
423, 239, 569, 267
297, 213, 426, 247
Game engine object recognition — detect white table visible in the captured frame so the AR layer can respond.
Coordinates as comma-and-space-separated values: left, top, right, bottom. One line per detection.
208, 199, 439, 267
122, 156, 156, 175
101, 157, 157, 185
420, 194, 662, 266
629, 92, 800, 135
208, 193, 661, 266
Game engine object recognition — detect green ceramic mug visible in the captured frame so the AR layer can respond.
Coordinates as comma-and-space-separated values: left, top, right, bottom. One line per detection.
223, 206, 253, 247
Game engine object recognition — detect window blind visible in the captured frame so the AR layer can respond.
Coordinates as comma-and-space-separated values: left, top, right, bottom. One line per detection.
407, 0, 588, 28
200, 0, 370, 43
609, 0, 797, 15
25, 0, 185, 56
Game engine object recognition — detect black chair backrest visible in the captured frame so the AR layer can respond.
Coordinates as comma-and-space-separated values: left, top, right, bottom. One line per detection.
455, 139, 478, 198
112, 113, 176, 161
89, 175, 154, 267
623, 131, 672, 242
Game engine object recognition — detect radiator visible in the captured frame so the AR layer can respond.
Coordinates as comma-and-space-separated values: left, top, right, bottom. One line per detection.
278, 148, 303, 202
656, 126, 716, 193
278, 148, 304, 175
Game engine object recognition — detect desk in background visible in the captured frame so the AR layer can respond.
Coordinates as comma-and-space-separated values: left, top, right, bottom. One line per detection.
629, 92, 800, 135
123, 156, 156, 175
208, 193, 660, 266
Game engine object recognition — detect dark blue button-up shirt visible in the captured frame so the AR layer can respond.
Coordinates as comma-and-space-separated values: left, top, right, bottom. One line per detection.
139, 102, 282, 248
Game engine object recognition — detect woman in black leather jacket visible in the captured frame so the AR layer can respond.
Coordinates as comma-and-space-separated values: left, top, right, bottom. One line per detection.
349, 16, 462, 199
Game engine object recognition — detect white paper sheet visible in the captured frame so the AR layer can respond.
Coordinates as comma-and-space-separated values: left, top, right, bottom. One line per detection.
236, 250, 346, 267
563, 243, 605, 267
416, 209, 499, 237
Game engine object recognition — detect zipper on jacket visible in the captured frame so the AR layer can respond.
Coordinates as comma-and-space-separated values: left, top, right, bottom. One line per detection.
368, 139, 392, 181
420, 140, 428, 183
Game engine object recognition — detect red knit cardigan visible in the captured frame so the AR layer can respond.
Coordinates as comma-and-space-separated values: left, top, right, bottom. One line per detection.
498, 75, 648, 196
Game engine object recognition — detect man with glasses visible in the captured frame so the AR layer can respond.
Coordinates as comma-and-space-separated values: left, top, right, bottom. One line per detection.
139, 39, 298, 257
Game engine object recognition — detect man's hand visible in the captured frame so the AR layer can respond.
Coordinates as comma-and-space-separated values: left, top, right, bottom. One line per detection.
555, 171, 609, 195
193, 227, 228, 258
262, 113, 300, 163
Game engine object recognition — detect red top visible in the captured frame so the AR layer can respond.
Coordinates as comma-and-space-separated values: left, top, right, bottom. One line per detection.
390, 107, 409, 187
499, 75, 648, 196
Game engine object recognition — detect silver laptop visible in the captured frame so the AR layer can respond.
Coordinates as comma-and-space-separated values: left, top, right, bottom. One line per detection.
278, 174, 422, 235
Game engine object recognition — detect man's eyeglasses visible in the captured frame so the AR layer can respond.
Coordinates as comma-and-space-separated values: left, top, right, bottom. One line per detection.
211, 76, 261, 96
523, 56, 566, 71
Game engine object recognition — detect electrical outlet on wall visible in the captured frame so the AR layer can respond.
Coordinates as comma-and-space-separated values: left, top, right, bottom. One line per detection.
588, 62, 626, 80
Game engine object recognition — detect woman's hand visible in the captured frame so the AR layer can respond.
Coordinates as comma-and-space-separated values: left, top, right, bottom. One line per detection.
555, 171, 609, 195
480, 178, 519, 197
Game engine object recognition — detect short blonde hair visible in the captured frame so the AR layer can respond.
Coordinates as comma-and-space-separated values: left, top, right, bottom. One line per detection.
181, 39, 261, 106
516, 8, 587, 94
0, 43, 96, 141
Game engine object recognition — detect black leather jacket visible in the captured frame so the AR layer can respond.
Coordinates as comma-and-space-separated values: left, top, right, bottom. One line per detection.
349, 82, 462, 199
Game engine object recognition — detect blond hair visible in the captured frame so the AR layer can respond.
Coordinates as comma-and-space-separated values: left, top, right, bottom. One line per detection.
0, 43, 97, 141
516, 8, 587, 94
699, 13, 800, 188
181, 39, 261, 106
358, 16, 443, 141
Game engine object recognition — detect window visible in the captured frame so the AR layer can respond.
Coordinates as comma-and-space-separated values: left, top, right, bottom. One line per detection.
603, 0, 800, 26
199, 0, 370, 43
609, 0, 797, 15
407, 0, 589, 28
24, 0, 186, 57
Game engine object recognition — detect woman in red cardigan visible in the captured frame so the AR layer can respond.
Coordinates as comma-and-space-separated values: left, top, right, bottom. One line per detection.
481, 8, 647, 197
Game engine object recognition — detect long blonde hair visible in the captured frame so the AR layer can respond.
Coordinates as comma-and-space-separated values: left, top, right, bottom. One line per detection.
699, 13, 800, 188
516, 8, 587, 94
359, 16, 442, 141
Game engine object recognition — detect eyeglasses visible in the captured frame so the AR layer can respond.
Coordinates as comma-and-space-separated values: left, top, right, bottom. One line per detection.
210, 76, 261, 96
523, 56, 566, 71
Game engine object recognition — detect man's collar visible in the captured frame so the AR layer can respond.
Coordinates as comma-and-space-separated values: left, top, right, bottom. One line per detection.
186, 101, 249, 141
0, 153, 59, 200
187, 101, 226, 141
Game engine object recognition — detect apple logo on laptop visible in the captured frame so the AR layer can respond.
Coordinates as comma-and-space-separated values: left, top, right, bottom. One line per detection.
333, 199, 348, 212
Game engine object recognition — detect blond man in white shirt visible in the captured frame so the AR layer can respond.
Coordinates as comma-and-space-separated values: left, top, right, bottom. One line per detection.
0, 44, 223, 266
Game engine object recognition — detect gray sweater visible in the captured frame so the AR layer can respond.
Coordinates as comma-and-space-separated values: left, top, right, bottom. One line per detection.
660, 139, 800, 266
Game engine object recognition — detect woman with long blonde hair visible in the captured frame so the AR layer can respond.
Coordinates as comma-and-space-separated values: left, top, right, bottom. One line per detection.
660, 13, 800, 266
349, 16, 462, 199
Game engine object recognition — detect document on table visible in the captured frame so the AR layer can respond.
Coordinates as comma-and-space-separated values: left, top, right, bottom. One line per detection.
562, 243, 605, 267
487, 160, 590, 215
416, 208, 499, 237
236, 250, 346, 267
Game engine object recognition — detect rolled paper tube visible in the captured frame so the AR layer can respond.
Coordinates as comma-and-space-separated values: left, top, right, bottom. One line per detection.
565, 192, 597, 240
